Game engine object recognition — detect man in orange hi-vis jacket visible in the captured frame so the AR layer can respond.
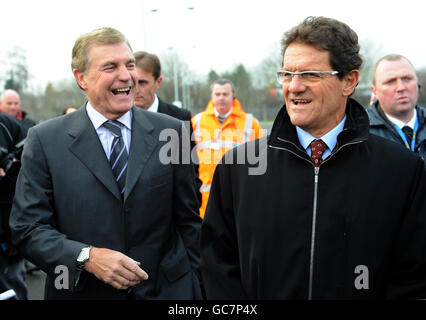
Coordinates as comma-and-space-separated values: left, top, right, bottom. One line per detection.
191, 79, 265, 218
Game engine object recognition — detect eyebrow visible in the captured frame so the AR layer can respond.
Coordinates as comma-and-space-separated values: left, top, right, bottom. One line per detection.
384, 74, 414, 82
101, 58, 135, 67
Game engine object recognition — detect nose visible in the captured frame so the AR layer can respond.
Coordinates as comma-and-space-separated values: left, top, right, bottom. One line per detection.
118, 64, 132, 82
396, 78, 408, 91
287, 74, 306, 93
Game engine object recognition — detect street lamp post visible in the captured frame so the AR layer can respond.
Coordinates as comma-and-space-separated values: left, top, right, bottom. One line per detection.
151, 6, 195, 109
141, 0, 146, 50
173, 59, 179, 104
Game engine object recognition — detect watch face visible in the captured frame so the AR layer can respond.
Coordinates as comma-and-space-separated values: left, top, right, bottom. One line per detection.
78, 247, 90, 263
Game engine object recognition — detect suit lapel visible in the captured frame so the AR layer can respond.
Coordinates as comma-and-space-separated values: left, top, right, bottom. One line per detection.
124, 107, 158, 201
157, 99, 166, 114
67, 107, 122, 201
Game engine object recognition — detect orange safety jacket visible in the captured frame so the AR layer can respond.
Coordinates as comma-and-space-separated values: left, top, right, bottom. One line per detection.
191, 99, 265, 218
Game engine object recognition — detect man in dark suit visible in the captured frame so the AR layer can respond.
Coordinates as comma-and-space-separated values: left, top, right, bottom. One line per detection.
0, 113, 27, 300
133, 51, 201, 206
133, 51, 187, 117
9, 27, 202, 300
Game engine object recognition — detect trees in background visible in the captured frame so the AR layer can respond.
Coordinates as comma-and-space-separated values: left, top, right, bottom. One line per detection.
20, 79, 86, 123
1, 46, 30, 94
2, 41, 426, 123
157, 46, 283, 119
417, 69, 426, 106
351, 40, 385, 107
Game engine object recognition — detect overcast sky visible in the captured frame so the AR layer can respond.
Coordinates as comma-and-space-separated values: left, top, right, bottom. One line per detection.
1, 0, 425, 91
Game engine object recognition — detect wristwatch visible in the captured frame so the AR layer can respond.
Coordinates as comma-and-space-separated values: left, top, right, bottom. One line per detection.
76, 246, 93, 270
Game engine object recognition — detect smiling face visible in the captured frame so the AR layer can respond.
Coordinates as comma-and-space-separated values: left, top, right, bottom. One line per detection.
372, 58, 418, 123
282, 42, 358, 137
73, 42, 137, 120
0, 90, 21, 117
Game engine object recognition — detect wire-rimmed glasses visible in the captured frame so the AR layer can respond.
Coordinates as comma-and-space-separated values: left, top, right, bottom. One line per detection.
277, 70, 339, 85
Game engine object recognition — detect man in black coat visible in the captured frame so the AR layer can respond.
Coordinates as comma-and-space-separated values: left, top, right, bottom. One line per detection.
0, 113, 27, 299
366, 54, 425, 165
201, 16, 426, 299
133, 51, 201, 206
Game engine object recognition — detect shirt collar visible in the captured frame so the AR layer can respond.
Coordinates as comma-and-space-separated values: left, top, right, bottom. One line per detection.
214, 107, 233, 119
384, 110, 417, 129
296, 114, 347, 151
147, 95, 159, 113
86, 101, 132, 130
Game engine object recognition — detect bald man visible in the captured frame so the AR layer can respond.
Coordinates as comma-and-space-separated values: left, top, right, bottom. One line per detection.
0, 90, 36, 135
367, 54, 425, 165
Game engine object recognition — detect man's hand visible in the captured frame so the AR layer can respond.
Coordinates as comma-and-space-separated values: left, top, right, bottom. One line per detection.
84, 247, 149, 290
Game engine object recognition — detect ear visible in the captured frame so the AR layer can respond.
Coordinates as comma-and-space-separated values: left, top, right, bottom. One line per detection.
156, 75, 163, 90
73, 69, 88, 91
371, 84, 376, 97
342, 70, 359, 97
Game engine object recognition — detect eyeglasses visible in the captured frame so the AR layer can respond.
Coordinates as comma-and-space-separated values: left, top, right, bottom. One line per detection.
277, 70, 339, 85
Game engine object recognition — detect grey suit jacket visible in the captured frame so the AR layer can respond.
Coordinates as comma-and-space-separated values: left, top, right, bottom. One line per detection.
9, 105, 202, 299
157, 98, 202, 206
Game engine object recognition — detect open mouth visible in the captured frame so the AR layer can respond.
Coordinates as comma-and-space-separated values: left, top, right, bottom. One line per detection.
111, 87, 131, 96
292, 99, 312, 105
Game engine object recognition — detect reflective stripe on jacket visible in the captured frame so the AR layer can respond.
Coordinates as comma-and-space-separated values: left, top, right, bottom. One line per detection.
191, 99, 265, 218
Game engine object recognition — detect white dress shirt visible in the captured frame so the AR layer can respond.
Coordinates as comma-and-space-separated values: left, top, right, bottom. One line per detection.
214, 107, 233, 122
384, 111, 417, 130
86, 102, 132, 160
146, 94, 159, 113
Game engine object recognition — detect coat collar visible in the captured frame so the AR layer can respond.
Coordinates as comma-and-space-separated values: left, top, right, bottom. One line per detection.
66, 104, 157, 202
367, 100, 394, 127
204, 98, 245, 117
269, 98, 370, 156
367, 101, 426, 143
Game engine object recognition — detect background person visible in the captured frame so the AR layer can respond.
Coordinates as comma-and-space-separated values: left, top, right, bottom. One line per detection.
191, 79, 264, 218
0, 113, 27, 299
62, 106, 78, 115
133, 51, 201, 206
0, 90, 36, 135
367, 54, 425, 164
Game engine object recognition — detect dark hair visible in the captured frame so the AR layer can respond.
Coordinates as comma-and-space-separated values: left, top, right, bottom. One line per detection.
134, 51, 161, 80
210, 78, 235, 93
281, 16, 363, 79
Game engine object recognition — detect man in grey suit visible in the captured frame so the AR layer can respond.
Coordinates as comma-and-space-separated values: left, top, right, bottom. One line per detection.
9, 27, 202, 300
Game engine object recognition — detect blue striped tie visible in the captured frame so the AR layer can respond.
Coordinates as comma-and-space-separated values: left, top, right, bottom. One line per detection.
103, 120, 128, 197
